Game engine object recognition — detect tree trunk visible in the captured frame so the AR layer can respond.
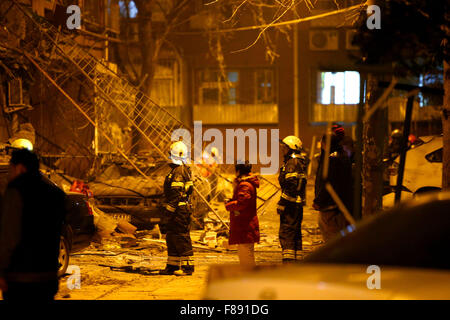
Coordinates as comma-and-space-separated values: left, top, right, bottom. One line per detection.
135, 0, 155, 96
443, 61, 450, 190
132, 0, 154, 153
362, 73, 388, 217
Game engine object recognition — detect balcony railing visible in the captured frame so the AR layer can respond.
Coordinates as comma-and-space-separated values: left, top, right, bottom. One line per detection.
311, 103, 358, 123
193, 104, 278, 125
387, 97, 441, 122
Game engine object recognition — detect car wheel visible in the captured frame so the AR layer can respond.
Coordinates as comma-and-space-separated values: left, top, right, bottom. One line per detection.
58, 236, 70, 277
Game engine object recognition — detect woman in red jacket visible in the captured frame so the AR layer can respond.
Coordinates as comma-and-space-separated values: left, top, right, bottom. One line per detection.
225, 162, 260, 268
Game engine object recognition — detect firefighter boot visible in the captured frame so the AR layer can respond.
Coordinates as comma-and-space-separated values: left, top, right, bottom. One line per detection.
174, 257, 194, 276
159, 264, 180, 275
159, 256, 181, 275
282, 249, 295, 264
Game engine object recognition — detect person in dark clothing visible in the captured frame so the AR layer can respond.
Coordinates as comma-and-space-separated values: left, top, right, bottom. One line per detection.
159, 141, 195, 276
0, 149, 66, 301
341, 136, 355, 164
278, 136, 309, 262
313, 132, 353, 242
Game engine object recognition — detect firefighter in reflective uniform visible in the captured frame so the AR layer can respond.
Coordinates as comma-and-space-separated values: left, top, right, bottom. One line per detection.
159, 141, 195, 276
277, 136, 308, 263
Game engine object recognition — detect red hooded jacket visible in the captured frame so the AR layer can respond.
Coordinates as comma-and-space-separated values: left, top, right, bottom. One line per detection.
225, 174, 260, 245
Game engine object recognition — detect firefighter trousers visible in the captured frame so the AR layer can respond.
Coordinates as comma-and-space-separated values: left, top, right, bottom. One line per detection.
279, 203, 303, 261
165, 207, 194, 273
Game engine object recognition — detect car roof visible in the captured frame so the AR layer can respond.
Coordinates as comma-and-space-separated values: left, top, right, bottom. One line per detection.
401, 136, 443, 161
304, 192, 450, 270
415, 136, 443, 150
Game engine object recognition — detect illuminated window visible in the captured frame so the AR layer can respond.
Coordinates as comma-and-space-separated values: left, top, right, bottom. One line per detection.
119, 0, 138, 18
317, 71, 360, 105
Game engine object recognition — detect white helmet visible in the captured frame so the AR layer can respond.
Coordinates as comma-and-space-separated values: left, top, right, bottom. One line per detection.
11, 138, 34, 151
210, 147, 219, 158
169, 141, 188, 165
281, 136, 302, 151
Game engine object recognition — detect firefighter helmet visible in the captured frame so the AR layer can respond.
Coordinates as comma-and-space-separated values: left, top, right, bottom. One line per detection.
391, 129, 403, 139
332, 123, 345, 139
11, 138, 33, 151
169, 141, 188, 165
281, 136, 302, 151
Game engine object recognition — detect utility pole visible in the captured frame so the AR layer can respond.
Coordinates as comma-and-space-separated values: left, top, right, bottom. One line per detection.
395, 91, 417, 203
293, 23, 299, 138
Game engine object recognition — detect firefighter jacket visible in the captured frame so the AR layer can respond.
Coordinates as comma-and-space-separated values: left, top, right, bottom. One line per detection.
278, 152, 308, 207
163, 163, 194, 215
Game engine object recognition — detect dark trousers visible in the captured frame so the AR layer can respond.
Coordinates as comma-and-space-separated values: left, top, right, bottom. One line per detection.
279, 204, 303, 260
165, 207, 194, 273
166, 232, 193, 257
318, 209, 349, 242
3, 279, 58, 301
165, 232, 194, 273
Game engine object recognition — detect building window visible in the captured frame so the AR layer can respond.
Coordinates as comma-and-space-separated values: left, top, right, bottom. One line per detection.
417, 73, 443, 107
317, 71, 360, 105
311, 70, 360, 123
198, 70, 239, 105
151, 59, 180, 107
119, 0, 138, 18
194, 68, 278, 124
255, 69, 275, 104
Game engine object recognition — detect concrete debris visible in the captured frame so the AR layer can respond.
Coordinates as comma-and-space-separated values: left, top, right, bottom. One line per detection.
71, 250, 123, 256
135, 226, 161, 240
203, 231, 217, 248
119, 236, 138, 248
99, 264, 160, 275
91, 205, 117, 238
117, 220, 137, 235
91, 202, 141, 250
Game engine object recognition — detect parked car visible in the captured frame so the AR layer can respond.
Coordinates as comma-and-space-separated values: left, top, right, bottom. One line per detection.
204, 191, 450, 299
89, 176, 164, 230
388, 135, 443, 194
88, 163, 214, 230
58, 190, 96, 277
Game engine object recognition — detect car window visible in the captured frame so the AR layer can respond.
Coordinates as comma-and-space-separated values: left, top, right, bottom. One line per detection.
425, 148, 443, 163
